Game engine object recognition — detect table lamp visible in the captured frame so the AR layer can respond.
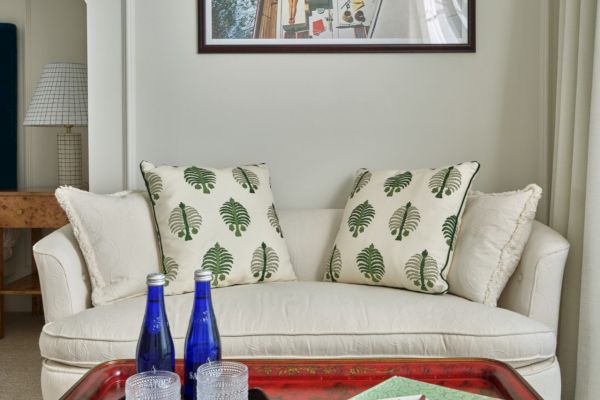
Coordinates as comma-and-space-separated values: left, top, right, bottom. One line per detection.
24, 63, 87, 188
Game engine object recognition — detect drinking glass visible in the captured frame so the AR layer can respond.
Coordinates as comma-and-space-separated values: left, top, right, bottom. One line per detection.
196, 361, 248, 400
125, 370, 181, 400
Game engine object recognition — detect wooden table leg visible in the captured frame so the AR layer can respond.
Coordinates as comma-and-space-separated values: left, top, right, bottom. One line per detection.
0, 228, 5, 339
31, 228, 43, 316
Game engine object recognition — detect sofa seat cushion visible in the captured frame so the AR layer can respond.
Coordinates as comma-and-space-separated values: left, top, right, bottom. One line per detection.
40, 282, 556, 369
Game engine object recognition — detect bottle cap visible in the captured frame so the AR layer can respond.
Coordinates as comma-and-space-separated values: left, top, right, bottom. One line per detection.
147, 273, 166, 286
194, 270, 212, 282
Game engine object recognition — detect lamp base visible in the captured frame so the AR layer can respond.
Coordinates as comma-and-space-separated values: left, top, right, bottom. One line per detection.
57, 131, 83, 188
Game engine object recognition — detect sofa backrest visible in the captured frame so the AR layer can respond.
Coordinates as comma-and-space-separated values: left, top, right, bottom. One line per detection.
279, 209, 343, 281
35, 207, 568, 329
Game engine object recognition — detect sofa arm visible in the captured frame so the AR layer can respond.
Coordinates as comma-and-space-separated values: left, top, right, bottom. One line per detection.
498, 221, 569, 332
33, 225, 92, 323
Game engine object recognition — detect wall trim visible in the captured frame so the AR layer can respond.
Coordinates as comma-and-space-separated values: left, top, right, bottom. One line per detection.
86, 0, 128, 192
538, 0, 550, 223
21, 0, 32, 189
125, 0, 137, 189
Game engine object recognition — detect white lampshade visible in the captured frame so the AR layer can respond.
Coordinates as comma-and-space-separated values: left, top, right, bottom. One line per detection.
24, 63, 87, 127
24, 62, 88, 189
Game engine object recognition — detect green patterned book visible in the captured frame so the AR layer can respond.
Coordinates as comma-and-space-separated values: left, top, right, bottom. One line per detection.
349, 377, 499, 400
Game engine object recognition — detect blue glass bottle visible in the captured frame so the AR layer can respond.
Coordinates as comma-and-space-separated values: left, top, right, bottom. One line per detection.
136, 273, 175, 373
184, 270, 222, 400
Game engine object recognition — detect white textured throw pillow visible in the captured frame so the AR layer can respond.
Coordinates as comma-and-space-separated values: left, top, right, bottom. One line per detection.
55, 187, 161, 306
140, 161, 297, 294
325, 162, 480, 294
448, 184, 542, 306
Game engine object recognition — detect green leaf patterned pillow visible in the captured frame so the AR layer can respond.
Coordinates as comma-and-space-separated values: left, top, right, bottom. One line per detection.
325, 162, 480, 294
140, 161, 297, 295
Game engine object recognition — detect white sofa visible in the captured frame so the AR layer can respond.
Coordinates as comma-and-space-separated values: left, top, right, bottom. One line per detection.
34, 209, 569, 400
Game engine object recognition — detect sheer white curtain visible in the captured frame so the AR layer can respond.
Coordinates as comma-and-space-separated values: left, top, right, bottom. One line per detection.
551, 0, 600, 398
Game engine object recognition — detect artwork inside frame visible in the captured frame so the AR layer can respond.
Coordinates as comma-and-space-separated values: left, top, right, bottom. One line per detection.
198, 0, 475, 53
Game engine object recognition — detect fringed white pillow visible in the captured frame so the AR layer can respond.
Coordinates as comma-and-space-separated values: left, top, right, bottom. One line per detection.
448, 184, 542, 306
55, 187, 161, 305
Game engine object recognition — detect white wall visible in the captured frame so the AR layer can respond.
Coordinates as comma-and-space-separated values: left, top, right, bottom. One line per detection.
0, 0, 87, 311
112, 0, 549, 214
87, 0, 549, 214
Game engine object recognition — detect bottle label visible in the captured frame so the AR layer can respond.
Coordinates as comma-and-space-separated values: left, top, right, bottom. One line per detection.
187, 354, 219, 381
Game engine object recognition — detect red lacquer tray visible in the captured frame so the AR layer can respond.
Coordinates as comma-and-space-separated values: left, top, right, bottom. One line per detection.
60, 358, 542, 400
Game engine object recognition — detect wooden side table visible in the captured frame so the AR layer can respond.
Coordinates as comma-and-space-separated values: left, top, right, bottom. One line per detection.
0, 191, 68, 338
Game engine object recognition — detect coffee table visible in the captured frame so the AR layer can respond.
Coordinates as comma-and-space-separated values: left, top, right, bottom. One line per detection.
60, 358, 542, 400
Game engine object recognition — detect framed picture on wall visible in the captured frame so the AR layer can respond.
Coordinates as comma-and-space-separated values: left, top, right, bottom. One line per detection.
198, 0, 475, 53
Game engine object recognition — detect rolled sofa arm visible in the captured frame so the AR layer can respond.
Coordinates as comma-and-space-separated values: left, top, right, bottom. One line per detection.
33, 225, 92, 323
498, 221, 569, 332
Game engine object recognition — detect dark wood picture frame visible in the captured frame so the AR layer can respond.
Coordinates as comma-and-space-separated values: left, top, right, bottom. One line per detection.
198, 0, 475, 53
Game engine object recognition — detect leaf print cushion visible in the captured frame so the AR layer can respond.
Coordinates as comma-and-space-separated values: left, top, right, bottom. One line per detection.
232, 167, 260, 193
267, 203, 284, 238
324, 245, 342, 282
251, 242, 280, 282
220, 198, 251, 237
429, 166, 462, 198
357, 244, 385, 283
169, 202, 202, 240
384, 171, 413, 197
184, 166, 216, 194
350, 169, 372, 198
145, 171, 163, 204
325, 162, 480, 294
389, 202, 420, 241
202, 243, 234, 287
140, 161, 297, 295
348, 200, 376, 237
405, 250, 439, 291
